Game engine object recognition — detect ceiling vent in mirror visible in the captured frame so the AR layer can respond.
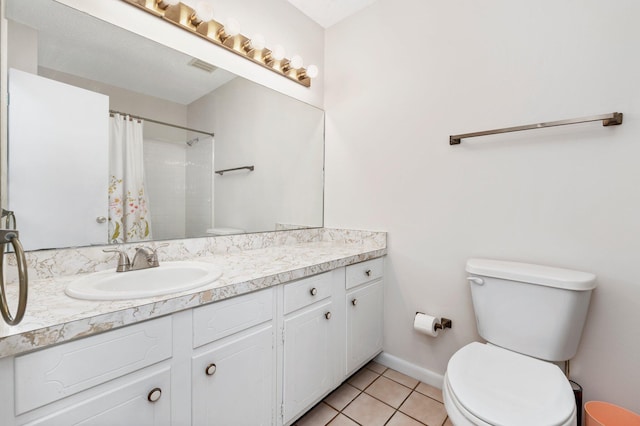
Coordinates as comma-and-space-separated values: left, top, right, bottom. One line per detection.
188, 58, 216, 73
121, 0, 319, 88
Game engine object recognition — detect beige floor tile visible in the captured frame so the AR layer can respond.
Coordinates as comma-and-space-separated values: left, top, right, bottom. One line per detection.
365, 360, 387, 374
295, 402, 338, 426
365, 376, 412, 408
383, 369, 420, 389
342, 392, 395, 426
415, 382, 444, 403
324, 383, 361, 411
348, 367, 379, 390
386, 411, 426, 426
327, 413, 360, 426
442, 417, 453, 426
399, 392, 447, 426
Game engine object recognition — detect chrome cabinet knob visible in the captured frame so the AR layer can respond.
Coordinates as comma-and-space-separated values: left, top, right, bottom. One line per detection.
147, 387, 162, 403
365, 269, 372, 277
325, 312, 332, 320
206, 363, 217, 376
310, 287, 318, 296
352, 299, 358, 306
96, 216, 107, 224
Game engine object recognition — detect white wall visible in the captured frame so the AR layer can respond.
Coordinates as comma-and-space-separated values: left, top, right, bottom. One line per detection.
187, 77, 324, 232
325, 0, 640, 413
143, 138, 187, 240
185, 136, 214, 237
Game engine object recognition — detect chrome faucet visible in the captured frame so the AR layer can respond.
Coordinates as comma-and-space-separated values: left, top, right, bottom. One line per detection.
103, 244, 168, 272
131, 246, 159, 270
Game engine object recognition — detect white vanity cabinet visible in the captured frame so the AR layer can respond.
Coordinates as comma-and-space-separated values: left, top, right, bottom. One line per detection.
191, 287, 276, 425
281, 269, 345, 424
0, 257, 385, 426
346, 258, 384, 376
5, 316, 173, 426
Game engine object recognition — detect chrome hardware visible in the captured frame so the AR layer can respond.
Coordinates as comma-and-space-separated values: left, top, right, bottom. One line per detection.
147, 387, 162, 402
206, 363, 217, 376
215, 165, 254, 176
434, 318, 453, 331
325, 312, 331, 320
104, 244, 168, 272
103, 249, 131, 272
450, 112, 623, 145
0, 230, 28, 325
1, 209, 16, 230
131, 246, 158, 270
95, 216, 107, 224
467, 276, 485, 286
352, 299, 358, 306
310, 287, 318, 296
365, 269, 372, 277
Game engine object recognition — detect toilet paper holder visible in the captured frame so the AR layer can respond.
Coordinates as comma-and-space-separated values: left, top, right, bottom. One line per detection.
416, 313, 453, 331
435, 317, 453, 331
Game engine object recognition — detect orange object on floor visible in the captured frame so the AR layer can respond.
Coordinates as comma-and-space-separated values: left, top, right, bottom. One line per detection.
585, 401, 640, 426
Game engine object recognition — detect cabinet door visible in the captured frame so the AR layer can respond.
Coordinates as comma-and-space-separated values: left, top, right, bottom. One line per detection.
8, 68, 109, 250
283, 299, 336, 423
23, 366, 170, 426
346, 280, 384, 375
192, 324, 274, 426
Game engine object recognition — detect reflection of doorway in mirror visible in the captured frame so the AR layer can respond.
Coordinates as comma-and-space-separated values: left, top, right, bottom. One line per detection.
143, 134, 214, 240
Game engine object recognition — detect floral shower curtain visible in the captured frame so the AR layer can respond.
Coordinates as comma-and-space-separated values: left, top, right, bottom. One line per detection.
108, 114, 152, 243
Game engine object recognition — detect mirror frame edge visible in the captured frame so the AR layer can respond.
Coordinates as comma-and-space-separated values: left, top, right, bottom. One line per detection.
1, 0, 8, 209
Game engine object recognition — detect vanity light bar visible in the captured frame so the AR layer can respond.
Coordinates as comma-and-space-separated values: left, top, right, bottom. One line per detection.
122, 0, 314, 87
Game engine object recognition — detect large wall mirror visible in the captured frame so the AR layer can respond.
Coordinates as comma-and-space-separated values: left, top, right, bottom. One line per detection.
3, 0, 324, 251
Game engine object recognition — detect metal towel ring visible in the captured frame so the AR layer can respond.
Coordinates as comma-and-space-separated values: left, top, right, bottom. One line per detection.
0, 230, 28, 325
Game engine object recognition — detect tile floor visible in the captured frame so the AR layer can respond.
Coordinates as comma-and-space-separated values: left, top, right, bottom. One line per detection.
294, 361, 453, 426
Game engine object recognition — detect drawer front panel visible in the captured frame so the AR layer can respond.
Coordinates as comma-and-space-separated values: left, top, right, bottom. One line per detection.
15, 316, 172, 415
346, 258, 384, 290
193, 287, 273, 348
283, 272, 333, 315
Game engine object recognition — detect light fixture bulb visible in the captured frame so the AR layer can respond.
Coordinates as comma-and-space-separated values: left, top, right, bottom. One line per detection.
290, 55, 304, 69
194, 1, 214, 22
225, 18, 241, 36
250, 34, 266, 51
272, 45, 286, 61
306, 64, 319, 79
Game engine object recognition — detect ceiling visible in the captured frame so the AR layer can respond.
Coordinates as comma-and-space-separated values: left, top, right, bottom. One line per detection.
6, 0, 236, 105
287, 0, 378, 28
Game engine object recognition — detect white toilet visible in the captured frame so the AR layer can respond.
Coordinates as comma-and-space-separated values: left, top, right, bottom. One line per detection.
443, 258, 596, 426
205, 227, 244, 236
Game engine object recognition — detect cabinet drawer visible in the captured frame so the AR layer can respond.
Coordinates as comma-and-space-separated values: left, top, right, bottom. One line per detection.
24, 365, 171, 426
284, 272, 333, 315
346, 258, 384, 289
15, 316, 172, 415
193, 288, 273, 348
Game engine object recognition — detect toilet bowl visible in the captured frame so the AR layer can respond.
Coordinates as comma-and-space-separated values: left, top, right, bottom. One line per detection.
205, 227, 244, 236
443, 343, 576, 426
443, 259, 596, 426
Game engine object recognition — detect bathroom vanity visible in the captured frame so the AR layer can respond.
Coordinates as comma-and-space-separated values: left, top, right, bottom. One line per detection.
0, 229, 385, 425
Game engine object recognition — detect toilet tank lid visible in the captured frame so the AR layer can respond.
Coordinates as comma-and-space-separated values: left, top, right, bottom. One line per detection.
466, 258, 596, 291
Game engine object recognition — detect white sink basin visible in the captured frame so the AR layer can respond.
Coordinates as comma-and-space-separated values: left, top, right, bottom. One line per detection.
65, 261, 223, 301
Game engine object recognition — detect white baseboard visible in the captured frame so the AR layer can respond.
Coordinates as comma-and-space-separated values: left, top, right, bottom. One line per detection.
374, 351, 445, 390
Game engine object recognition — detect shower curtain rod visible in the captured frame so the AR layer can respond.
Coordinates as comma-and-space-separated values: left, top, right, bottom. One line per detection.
109, 109, 215, 137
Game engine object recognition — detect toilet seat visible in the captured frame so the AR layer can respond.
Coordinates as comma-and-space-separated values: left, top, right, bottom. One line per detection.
444, 342, 576, 426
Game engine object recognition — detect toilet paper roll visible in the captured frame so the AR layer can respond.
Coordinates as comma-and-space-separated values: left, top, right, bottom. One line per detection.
414, 313, 441, 337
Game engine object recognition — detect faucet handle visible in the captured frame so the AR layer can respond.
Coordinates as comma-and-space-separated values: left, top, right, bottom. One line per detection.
149, 243, 169, 266
103, 248, 131, 272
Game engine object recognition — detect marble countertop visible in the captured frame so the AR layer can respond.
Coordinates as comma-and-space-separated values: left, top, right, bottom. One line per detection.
0, 233, 386, 358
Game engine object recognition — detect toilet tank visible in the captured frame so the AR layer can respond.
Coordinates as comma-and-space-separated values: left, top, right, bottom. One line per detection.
466, 258, 596, 362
